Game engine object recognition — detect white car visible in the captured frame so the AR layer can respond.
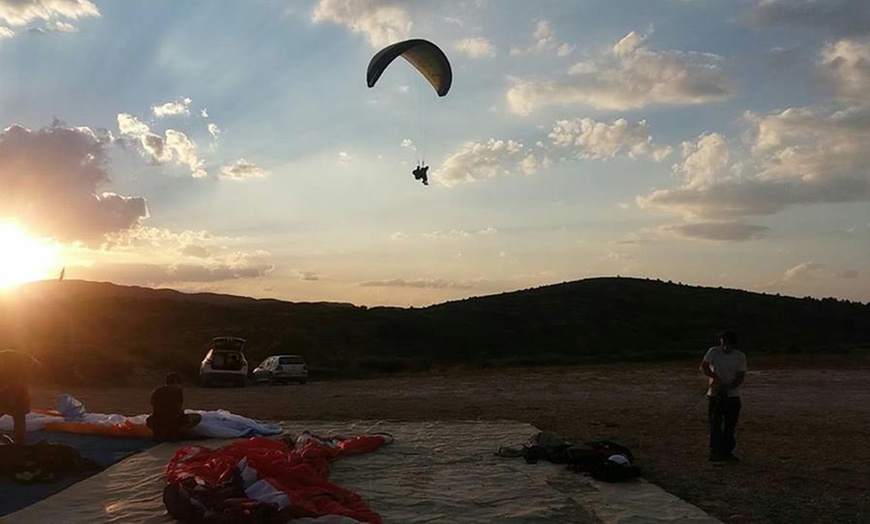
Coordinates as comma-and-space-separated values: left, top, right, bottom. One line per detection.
253, 355, 308, 385
199, 336, 248, 387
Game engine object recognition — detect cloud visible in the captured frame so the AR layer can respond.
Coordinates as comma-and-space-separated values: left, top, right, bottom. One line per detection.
818, 37, 870, 103
180, 244, 211, 258
207, 123, 221, 138
0, 0, 99, 26
393, 227, 499, 240
434, 139, 538, 186
661, 221, 770, 241
835, 269, 859, 279
510, 19, 573, 57
27, 20, 77, 34
639, 105, 870, 223
152, 98, 192, 118
548, 117, 673, 161
0, 123, 147, 244
745, 0, 870, 37
507, 30, 733, 114
422, 230, 470, 239
82, 260, 273, 286
95, 227, 274, 283
784, 262, 826, 281
455, 36, 497, 58
359, 277, 476, 289
117, 113, 206, 178
295, 270, 319, 281
220, 160, 266, 180
0, 26, 12, 38
311, 0, 411, 48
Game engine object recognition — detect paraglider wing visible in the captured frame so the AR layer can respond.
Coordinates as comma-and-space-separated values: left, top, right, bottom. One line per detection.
367, 39, 452, 97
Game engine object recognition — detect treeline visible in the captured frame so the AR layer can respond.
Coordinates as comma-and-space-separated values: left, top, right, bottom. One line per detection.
1, 277, 867, 385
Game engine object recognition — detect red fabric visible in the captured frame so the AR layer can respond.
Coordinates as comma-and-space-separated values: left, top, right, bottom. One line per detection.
164, 433, 392, 523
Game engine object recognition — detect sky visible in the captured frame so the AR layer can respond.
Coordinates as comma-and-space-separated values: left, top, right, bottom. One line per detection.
0, 0, 868, 306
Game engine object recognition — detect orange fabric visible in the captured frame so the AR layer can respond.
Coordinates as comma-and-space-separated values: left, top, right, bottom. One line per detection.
43, 420, 153, 439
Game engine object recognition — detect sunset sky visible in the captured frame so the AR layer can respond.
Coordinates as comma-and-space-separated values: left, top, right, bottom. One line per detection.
0, 0, 868, 306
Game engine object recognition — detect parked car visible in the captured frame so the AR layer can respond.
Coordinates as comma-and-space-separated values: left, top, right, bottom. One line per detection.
200, 336, 248, 387
252, 355, 308, 385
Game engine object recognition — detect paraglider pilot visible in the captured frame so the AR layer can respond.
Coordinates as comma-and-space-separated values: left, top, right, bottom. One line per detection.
413, 165, 429, 186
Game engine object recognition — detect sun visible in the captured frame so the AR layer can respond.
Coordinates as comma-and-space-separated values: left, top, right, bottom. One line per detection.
0, 222, 61, 289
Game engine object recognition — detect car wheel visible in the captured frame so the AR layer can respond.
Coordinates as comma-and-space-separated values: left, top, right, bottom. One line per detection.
267, 372, 276, 385
299, 379, 307, 385
237, 377, 247, 388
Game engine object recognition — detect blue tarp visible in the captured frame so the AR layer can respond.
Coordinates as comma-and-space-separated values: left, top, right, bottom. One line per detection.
0, 431, 155, 517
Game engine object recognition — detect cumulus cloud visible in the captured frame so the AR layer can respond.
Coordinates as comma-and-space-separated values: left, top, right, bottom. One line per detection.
27, 20, 76, 34
0, 0, 99, 26
295, 270, 319, 281
0, 124, 147, 244
455, 36, 496, 58
745, 0, 870, 37
507, 30, 733, 114
82, 259, 273, 286
549, 117, 673, 161
207, 123, 221, 138
220, 159, 266, 180
359, 277, 476, 289
97, 227, 274, 283
637, 105, 870, 239
510, 19, 573, 57
152, 98, 192, 118
434, 139, 539, 186
818, 37, 870, 103
117, 113, 206, 178
661, 221, 770, 242
311, 0, 411, 48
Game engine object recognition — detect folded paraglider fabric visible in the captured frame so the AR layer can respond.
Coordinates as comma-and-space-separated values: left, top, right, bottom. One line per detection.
163, 432, 393, 523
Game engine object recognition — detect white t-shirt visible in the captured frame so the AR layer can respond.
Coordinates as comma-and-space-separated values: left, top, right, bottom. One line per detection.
702, 346, 748, 397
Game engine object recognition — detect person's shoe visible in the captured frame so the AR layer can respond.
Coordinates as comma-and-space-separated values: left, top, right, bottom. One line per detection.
725, 453, 740, 463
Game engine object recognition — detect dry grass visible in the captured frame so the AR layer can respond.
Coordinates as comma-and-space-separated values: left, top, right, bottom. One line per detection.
30, 353, 870, 523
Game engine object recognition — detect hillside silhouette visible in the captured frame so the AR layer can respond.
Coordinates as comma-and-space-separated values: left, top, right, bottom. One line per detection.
1, 277, 868, 385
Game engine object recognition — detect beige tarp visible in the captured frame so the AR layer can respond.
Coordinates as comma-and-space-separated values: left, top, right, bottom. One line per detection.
1, 420, 720, 523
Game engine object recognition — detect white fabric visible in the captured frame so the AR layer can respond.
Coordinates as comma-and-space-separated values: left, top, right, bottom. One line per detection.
1, 394, 281, 438
0, 412, 64, 433
1, 420, 721, 524
702, 346, 748, 397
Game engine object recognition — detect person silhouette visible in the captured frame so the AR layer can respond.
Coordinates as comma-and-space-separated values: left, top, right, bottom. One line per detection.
412, 165, 429, 186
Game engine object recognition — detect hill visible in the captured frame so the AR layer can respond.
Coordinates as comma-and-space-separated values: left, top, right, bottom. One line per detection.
1, 277, 868, 385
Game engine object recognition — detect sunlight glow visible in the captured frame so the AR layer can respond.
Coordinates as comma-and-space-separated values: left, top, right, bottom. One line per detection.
0, 222, 60, 289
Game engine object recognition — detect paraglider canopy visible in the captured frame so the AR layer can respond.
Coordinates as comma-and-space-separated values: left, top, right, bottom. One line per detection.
367, 39, 452, 97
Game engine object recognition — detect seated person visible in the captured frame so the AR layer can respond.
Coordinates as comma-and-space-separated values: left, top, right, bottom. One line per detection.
0, 350, 41, 446
412, 165, 429, 185
146, 373, 202, 442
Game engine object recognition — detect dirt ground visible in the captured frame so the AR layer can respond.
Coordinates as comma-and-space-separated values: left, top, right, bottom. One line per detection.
29, 353, 870, 524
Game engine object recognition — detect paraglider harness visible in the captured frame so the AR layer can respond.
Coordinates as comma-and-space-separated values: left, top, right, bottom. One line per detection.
496, 432, 641, 483
0, 438, 101, 484
412, 165, 429, 186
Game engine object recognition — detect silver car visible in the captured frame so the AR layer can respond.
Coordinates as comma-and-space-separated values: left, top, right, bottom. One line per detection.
253, 355, 308, 385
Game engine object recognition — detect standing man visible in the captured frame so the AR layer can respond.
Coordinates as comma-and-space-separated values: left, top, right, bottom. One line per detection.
699, 330, 747, 462
0, 350, 41, 446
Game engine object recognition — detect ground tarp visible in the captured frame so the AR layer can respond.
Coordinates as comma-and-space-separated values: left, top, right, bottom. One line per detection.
1, 420, 721, 523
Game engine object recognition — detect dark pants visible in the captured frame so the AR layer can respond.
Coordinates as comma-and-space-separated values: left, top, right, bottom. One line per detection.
708, 396, 741, 457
